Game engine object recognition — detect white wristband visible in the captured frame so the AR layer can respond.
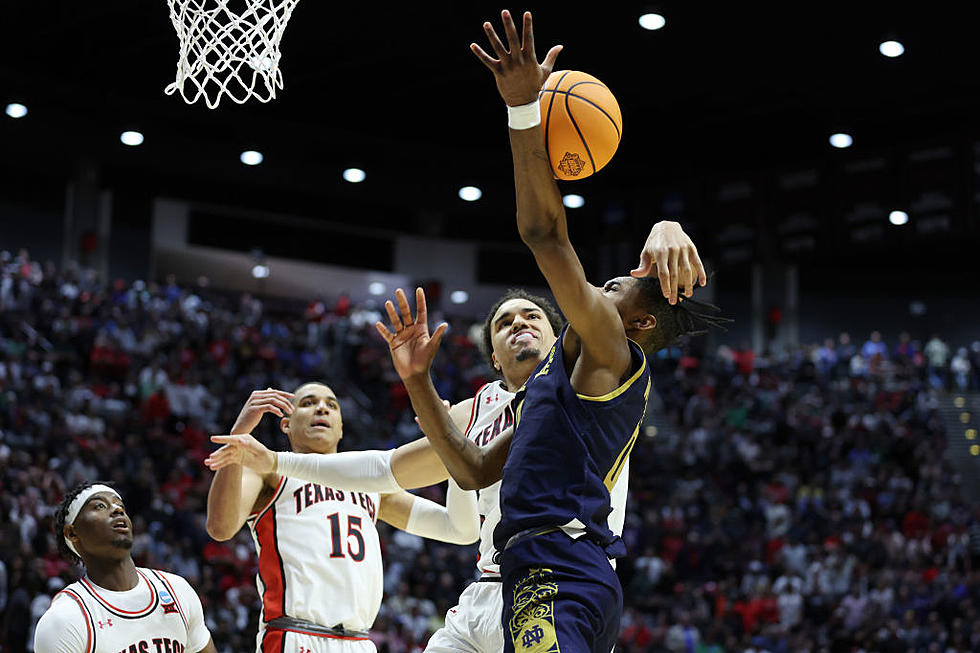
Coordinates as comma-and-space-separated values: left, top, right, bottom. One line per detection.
507, 99, 541, 130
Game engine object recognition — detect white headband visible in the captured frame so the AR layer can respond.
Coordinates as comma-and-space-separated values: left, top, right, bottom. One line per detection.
64, 484, 121, 558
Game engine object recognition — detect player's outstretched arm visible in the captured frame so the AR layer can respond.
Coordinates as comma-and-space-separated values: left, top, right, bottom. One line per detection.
377, 288, 510, 490
474, 10, 631, 384
377, 480, 480, 545
205, 389, 290, 540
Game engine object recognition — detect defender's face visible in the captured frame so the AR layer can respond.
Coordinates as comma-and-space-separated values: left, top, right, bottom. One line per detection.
283, 383, 344, 454
66, 491, 133, 559
599, 276, 643, 327
490, 299, 558, 374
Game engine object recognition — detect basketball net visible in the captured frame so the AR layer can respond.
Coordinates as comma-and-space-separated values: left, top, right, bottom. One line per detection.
165, 0, 300, 109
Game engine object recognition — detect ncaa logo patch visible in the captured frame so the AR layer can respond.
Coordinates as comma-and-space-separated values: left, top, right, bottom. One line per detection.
159, 589, 179, 614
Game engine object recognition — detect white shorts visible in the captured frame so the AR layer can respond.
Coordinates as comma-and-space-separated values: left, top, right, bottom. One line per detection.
257, 627, 377, 653
425, 579, 504, 653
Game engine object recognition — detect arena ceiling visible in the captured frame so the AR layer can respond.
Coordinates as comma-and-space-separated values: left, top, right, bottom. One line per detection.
2, 3, 978, 285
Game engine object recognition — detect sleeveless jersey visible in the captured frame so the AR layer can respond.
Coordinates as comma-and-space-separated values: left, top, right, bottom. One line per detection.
33, 568, 211, 653
495, 325, 650, 557
247, 476, 383, 632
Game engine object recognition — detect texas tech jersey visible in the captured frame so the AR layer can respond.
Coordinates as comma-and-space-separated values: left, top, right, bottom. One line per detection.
34, 568, 211, 653
247, 476, 382, 632
467, 381, 631, 577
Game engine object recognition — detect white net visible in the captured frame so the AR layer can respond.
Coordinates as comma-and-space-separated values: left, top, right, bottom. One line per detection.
165, 0, 301, 109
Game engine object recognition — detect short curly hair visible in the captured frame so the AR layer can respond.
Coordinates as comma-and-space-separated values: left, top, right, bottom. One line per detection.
54, 480, 109, 564
480, 289, 564, 369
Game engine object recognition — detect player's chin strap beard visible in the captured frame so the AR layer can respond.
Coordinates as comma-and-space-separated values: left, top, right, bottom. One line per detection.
515, 348, 540, 362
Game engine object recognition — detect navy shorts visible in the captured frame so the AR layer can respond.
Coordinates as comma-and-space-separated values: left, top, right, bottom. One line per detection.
500, 530, 622, 653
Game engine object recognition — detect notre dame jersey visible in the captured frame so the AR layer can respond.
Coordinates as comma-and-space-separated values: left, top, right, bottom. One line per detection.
494, 325, 650, 557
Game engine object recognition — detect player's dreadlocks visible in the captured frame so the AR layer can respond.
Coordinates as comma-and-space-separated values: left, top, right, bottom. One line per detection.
633, 277, 732, 354
54, 480, 103, 564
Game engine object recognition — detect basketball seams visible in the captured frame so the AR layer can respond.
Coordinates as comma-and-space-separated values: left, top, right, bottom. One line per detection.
564, 90, 596, 175
541, 71, 571, 174
539, 88, 621, 140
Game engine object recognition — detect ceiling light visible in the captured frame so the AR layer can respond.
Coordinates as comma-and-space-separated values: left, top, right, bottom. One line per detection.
368, 281, 386, 295
343, 168, 366, 183
638, 13, 666, 30
450, 290, 469, 304
879, 40, 904, 58
120, 131, 144, 146
5, 103, 27, 119
829, 133, 853, 149
251, 264, 270, 279
562, 194, 585, 208
459, 186, 482, 201
240, 150, 263, 166
889, 210, 909, 225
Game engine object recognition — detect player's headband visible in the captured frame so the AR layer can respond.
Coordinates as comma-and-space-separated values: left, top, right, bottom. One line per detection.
64, 484, 121, 557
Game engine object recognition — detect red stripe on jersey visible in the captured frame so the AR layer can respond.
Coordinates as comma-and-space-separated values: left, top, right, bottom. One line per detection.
80, 569, 155, 615
250, 476, 287, 519
255, 502, 287, 621
59, 590, 94, 653
261, 627, 286, 653
465, 383, 489, 435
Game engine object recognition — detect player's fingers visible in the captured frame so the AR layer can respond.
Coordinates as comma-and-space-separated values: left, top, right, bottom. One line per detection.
483, 22, 508, 59
415, 287, 428, 327
657, 258, 671, 301
375, 321, 394, 343
691, 247, 707, 287
668, 247, 680, 304
430, 322, 449, 349
630, 251, 653, 278
541, 45, 563, 76
501, 10, 521, 58
384, 300, 403, 331
210, 435, 239, 445
679, 253, 694, 297
252, 400, 284, 417
522, 11, 535, 57
470, 43, 500, 71
396, 288, 414, 325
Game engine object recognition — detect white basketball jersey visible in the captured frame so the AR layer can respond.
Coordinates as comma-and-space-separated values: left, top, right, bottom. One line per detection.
34, 568, 211, 653
247, 476, 383, 632
468, 381, 630, 577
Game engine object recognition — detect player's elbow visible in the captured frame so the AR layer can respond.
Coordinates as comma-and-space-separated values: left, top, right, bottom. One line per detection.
205, 515, 239, 541
517, 214, 561, 246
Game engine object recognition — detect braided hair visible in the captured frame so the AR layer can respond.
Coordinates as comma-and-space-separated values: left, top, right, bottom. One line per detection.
632, 277, 732, 353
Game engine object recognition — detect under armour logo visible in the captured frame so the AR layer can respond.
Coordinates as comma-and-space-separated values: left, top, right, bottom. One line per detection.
521, 624, 545, 648
97, 619, 113, 629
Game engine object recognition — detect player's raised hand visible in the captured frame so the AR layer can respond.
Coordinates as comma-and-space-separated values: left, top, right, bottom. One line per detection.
376, 287, 448, 381
631, 221, 708, 305
471, 9, 563, 106
205, 433, 277, 474
230, 388, 294, 435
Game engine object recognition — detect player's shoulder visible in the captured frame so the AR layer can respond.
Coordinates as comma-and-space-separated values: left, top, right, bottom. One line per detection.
35, 591, 89, 650
143, 568, 203, 607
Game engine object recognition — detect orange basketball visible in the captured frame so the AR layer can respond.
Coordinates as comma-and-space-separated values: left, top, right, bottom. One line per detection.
538, 70, 622, 181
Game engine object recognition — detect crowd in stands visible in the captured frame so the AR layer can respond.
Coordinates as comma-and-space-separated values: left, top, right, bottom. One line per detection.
1, 250, 979, 653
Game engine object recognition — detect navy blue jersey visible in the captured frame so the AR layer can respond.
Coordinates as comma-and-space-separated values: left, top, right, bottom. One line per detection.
494, 325, 651, 556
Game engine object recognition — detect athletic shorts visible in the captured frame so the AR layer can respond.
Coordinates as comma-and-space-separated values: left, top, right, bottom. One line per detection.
500, 531, 622, 653
258, 627, 377, 653
425, 578, 505, 653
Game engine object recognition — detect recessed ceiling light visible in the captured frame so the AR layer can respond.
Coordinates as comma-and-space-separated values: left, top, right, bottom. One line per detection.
343, 168, 366, 183
240, 150, 263, 165
638, 13, 666, 30
829, 133, 853, 149
879, 40, 905, 58
368, 281, 386, 295
562, 194, 585, 209
889, 210, 909, 225
5, 103, 27, 119
450, 290, 469, 304
120, 131, 144, 146
251, 264, 270, 279
459, 186, 482, 201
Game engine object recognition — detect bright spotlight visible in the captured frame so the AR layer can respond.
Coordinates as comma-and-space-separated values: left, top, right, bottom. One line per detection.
368, 282, 386, 296
5, 103, 27, 119
251, 264, 270, 279
638, 13, 666, 30
450, 290, 469, 304
829, 133, 853, 149
240, 150, 263, 166
562, 194, 585, 209
879, 40, 905, 58
343, 168, 366, 183
889, 210, 909, 225
120, 131, 144, 146
459, 186, 482, 202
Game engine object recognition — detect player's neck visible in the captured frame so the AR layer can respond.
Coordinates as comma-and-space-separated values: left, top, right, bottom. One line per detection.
84, 555, 140, 592
502, 364, 537, 392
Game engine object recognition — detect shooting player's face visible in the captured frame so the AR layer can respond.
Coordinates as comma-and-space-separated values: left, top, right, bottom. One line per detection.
599, 276, 657, 340
64, 492, 133, 561
282, 383, 344, 454
489, 300, 558, 377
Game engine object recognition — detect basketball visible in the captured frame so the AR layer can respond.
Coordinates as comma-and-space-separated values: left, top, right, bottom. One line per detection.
538, 70, 623, 181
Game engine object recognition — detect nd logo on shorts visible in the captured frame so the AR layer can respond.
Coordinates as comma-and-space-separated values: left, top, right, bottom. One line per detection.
510, 568, 559, 653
